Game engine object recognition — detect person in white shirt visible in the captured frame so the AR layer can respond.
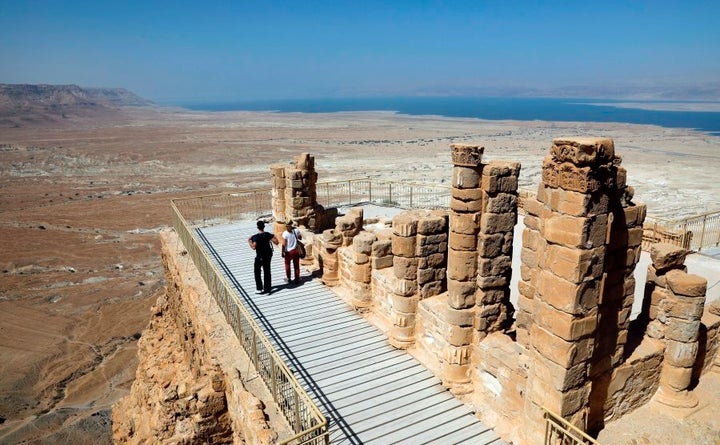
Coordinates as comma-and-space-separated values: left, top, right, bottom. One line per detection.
281, 222, 302, 284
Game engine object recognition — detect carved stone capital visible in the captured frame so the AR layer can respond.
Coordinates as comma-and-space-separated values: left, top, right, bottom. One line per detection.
451, 143, 484, 167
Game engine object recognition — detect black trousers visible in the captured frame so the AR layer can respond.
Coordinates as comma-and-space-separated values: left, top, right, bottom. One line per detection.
254, 255, 272, 292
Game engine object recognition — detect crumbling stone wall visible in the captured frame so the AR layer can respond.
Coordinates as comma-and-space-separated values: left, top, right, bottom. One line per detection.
112, 231, 277, 445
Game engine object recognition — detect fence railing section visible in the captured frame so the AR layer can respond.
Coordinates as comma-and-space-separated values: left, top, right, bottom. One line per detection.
171, 200, 328, 445
544, 408, 600, 445
316, 179, 451, 210
644, 210, 720, 252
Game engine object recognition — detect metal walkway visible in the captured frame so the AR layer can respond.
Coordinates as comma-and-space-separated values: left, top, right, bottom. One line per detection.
198, 221, 504, 445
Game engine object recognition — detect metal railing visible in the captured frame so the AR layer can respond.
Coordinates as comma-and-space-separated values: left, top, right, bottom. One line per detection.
171, 200, 328, 444
544, 408, 600, 445
316, 179, 451, 210
644, 209, 720, 252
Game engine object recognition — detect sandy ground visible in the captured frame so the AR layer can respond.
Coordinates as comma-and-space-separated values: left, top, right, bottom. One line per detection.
0, 106, 719, 443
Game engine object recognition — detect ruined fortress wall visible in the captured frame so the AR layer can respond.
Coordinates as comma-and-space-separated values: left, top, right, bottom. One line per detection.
112, 230, 278, 445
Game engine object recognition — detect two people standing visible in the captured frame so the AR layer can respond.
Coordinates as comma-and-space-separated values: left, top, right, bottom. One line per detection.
248, 220, 303, 294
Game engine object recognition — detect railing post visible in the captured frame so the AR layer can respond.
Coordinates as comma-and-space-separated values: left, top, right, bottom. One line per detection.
698, 215, 707, 252
389, 183, 393, 205
348, 180, 352, 205
410, 185, 413, 208
294, 391, 301, 432
369, 180, 373, 203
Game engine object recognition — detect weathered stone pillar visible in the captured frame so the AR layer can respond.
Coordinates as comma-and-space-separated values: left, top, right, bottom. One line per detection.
476, 161, 519, 342
516, 196, 543, 348
444, 143, 483, 386
339, 231, 376, 309
335, 207, 363, 247
416, 211, 448, 299
646, 244, 707, 409
270, 165, 287, 223
390, 212, 419, 348
318, 229, 342, 286
523, 138, 616, 441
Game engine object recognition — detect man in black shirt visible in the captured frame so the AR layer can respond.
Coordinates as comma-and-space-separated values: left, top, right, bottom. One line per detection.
248, 221, 279, 294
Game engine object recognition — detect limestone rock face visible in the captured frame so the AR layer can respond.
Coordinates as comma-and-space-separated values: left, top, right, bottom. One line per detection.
112, 231, 277, 445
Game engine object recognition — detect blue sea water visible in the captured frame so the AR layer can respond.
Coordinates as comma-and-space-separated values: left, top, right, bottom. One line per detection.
177, 97, 720, 135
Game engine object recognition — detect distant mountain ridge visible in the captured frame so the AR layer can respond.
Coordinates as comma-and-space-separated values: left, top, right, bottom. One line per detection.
0, 83, 153, 108
0, 84, 153, 127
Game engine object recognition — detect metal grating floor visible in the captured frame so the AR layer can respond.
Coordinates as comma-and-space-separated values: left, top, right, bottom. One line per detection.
198, 221, 504, 445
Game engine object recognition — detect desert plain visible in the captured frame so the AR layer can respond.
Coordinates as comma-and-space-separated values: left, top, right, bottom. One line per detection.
1, 105, 719, 443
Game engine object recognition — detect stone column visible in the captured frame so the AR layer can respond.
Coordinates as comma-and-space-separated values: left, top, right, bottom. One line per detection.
270, 164, 287, 223
476, 161, 519, 342
443, 143, 484, 387
416, 211, 448, 299
645, 244, 707, 408
284, 153, 318, 229
523, 138, 616, 441
318, 229, 342, 286
389, 212, 419, 349
642, 243, 689, 339
340, 231, 376, 309
516, 196, 543, 348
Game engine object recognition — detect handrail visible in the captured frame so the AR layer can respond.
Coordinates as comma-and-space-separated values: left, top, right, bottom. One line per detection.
543, 407, 600, 445
171, 200, 328, 444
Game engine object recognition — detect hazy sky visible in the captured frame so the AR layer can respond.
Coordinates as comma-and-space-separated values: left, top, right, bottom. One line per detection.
1, 1, 719, 101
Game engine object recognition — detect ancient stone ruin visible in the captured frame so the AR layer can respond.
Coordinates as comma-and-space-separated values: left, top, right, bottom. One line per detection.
272, 140, 720, 444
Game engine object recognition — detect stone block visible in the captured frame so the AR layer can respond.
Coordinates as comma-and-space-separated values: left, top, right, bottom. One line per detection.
452, 166, 481, 189
520, 264, 536, 282
448, 279, 476, 309
477, 255, 512, 278
476, 274, 509, 288
449, 211, 479, 235
352, 232, 377, 255
518, 281, 536, 299
418, 252, 445, 269
477, 232, 505, 258
348, 250, 369, 265
531, 324, 595, 369
371, 239, 392, 257
520, 247, 538, 268
451, 187, 483, 202
659, 294, 706, 321
451, 196, 483, 213
392, 212, 418, 237
481, 174, 518, 194
443, 306, 474, 327
393, 256, 418, 280
650, 243, 687, 271
528, 375, 591, 418
418, 212, 447, 234
371, 255, 394, 270
665, 318, 700, 342
665, 340, 699, 368
419, 280, 444, 299
449, 231, 477, 251
393, 278, 418, 297
659, 365, 693, 391
389, 293, 419, 313
532, 357, 589, 392
443, 344, 472, 365
551, 137, 615, 166
536, 270, 600, 315
666, 270, 707, 298
524, 214, 540, 231
623, 203, 647, 228
545, 213, 608, 249
350, 263, 371, 283
392, 235, 416, 258
447, 325, 474, 346
417, 267, 445, 285
475, 288, 508, 305
627, 227, 644, 248
535, 299, 598, 341
544, 244, 605, 284
522, 228, 540, 251
451, 143, 484, 167
484, 192, 518, 213
480, 212, 517, 234
447, 249, 477, 281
